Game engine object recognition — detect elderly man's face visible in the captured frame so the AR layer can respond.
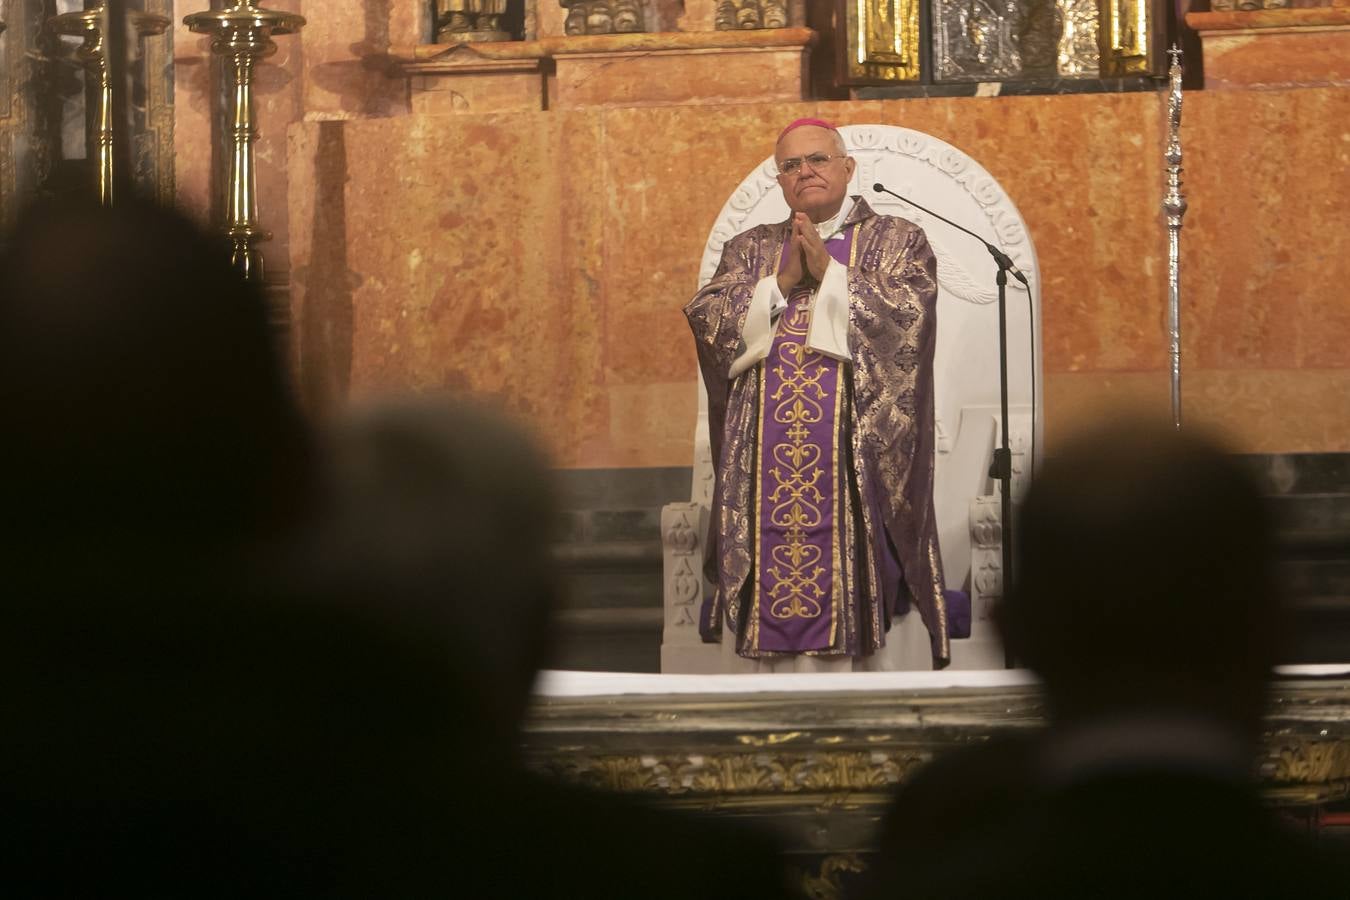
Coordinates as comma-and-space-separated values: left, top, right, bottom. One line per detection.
774, 126, 856, 223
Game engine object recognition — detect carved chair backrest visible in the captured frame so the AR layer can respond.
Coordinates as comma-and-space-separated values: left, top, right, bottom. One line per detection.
694, 124, 1043, 591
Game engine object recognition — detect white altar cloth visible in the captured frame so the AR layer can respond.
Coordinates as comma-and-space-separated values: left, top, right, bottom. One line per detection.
534, 665, 1350, 698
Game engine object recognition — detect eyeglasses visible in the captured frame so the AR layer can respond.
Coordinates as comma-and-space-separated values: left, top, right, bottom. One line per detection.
777, 152, 845, 176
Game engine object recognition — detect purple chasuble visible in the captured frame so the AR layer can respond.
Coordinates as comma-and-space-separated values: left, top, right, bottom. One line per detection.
751, 229, 856, 653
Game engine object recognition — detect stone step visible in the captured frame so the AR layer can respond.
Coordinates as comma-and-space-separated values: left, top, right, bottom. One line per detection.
554, 607, 664, 629
1269, 494, 1350, 537
553, 538, 664, 613
1278, 558, 1350, 600
552, 539, 662, 570
544, 459, 1350, 671
1242, 454, 1350, 496
548, 606, 662, 673
1284, 601, 1350, 665
558, 570, 662, 611
555, 466, 691, 511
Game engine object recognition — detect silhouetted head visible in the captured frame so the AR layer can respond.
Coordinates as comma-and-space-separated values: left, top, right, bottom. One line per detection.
997, 420, 1280, 740
299, 395, 561, 755
0, 196, 312, 562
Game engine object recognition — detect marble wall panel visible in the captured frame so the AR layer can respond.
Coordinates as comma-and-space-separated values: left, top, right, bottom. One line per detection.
596, 103, 809, 387
552, 46, 809, 109
288, 111, 609, 465
1184, 369, 1350, 454
300, 0, 420, 120
171, 4, 214, 219
830, 93, 1169, 375
1183, 87, 1350, 372
1191, 8, 1350, 91
408, 66, 545, 116
286, 86, 1350, 465
1048, 370, 1350, 453
1202, 30, 1350, 90
253, 6, 305, 283
595, 103, 814, 462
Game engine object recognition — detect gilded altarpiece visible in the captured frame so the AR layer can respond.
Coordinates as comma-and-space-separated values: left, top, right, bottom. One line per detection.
842, 0, 1162, 83
843, 0, 922, 82
1096, 0, 1164, 76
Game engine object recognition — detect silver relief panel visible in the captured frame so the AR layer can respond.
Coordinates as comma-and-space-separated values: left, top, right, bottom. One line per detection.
933, 0, 1099, 82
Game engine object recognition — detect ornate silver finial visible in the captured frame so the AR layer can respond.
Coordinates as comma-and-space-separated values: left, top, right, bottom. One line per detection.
1163, 44, 1187, 429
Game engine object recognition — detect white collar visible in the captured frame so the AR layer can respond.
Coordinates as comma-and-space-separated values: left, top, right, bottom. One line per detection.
815, 197, 854, 241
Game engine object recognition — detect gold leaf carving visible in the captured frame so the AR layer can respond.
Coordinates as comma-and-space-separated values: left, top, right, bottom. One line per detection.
533, 749, 929, 797
800, 853, 868, 900
1262, 740, 1350, 784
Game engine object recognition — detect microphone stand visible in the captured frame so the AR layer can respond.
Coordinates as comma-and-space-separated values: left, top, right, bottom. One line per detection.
873, 184, 1025, 668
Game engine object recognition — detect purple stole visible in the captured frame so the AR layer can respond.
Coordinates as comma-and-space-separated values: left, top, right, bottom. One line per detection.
750, 226, 857, 653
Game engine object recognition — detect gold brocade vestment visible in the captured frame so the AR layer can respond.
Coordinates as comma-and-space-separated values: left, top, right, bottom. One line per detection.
684, 197, 950, 667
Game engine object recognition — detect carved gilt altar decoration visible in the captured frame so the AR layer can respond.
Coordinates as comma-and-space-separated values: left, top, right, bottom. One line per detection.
836, 0, 1167, 86
523, 670, 1350, 874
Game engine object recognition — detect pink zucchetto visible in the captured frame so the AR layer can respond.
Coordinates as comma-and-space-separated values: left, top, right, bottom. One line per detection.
777, 117, 839, 142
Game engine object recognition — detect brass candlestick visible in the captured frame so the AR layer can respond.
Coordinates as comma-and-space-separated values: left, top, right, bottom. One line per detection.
183, 0, 304, 282
50, 4, 170, 207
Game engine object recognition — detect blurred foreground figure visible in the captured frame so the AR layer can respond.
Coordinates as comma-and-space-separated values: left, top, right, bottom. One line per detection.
865, 420, 1348, 899
0, 200, 794, 896
307, 397, 798, 898
0, 198, 334, 894
0, 197, 311, 559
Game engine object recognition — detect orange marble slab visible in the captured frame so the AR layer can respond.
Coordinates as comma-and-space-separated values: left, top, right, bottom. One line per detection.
299, 0, 415, 120
1046, 370, 1350, 454
553, 46, 809, 109
551, 29, 815, 109
1182, 88, 1350, 371
283, 87, 1350, 465
251, 13, 304, 283
396, 43, 548, 115
409, 65, 546, 115
288, 112, 610, 465
829, 93, 1171, 374
1189, 8, 1350, 90
597, 103, 812, 390
171, 8, 214, 220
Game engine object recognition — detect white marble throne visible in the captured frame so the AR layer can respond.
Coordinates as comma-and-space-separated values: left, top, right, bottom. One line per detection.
661, 125, 1043, 673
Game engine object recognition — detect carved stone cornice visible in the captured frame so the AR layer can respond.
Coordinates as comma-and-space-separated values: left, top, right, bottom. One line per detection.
389, 26, 817, 70
1187, 7, 1350, 29
1185, 6, 1350, 90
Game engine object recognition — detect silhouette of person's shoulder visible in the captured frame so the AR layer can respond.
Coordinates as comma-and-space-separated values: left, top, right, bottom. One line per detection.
495, 774, 798, 900
1013, 766, 1350, 900
868, 739, 1350, 900
864, 732, 1040, 897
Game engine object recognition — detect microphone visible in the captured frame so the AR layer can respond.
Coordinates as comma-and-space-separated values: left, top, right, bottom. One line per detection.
872, 183, 1029, 287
